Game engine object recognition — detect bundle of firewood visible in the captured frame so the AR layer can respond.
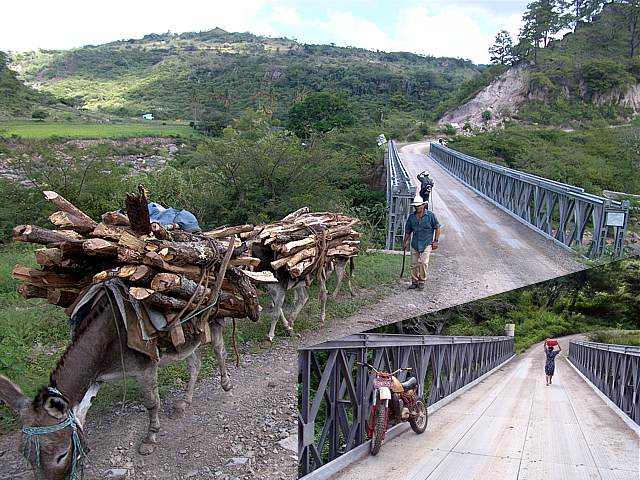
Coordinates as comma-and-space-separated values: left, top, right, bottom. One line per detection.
254, 207, 360, 277
11, 187, 275, 346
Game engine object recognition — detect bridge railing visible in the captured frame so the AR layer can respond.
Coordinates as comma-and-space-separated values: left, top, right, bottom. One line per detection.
429, 143, 630, 257
298, 333, 514, 476
385, 140, 415, 249
569, 340, 639, 425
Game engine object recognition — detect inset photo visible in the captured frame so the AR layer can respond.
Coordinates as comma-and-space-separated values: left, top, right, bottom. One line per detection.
298, 258, 640, 479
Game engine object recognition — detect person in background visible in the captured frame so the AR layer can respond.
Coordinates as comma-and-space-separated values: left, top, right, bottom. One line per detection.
402, 196, 441, 290
544, 340, 562, 385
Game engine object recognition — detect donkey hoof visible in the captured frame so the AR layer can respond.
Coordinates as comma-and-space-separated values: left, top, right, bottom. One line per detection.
172, 400, 189, 419
221, 375, 233, 392
138, 442, 157, 455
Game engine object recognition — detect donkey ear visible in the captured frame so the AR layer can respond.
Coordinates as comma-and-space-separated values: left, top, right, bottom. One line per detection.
0, 375, 29, 417
43, 395, 69, 420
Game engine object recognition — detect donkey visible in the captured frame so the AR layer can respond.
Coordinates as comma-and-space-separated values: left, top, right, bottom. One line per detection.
0, 289, 256, 480
251, 241, 354, 342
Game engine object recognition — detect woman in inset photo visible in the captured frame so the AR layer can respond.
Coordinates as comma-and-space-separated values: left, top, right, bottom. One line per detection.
544, 339, 562, 385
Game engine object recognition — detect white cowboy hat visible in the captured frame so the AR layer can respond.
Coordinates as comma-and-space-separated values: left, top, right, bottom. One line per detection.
411, 194, 426, 206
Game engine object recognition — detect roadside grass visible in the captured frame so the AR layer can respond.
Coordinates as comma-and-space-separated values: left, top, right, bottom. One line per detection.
587, 330, 640, 346
0, 121, 199, 139
0, 247, 402, 432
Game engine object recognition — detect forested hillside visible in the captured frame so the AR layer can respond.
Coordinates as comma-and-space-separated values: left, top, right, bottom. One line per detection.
10, 29, 479, 123
0, 52, 46, 118
440, 1, 640, 127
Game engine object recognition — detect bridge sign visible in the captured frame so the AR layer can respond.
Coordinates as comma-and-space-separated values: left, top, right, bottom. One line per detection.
606, 212, 626, 227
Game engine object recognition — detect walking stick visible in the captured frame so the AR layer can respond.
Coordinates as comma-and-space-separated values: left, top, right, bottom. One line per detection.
400, 245, 407, 278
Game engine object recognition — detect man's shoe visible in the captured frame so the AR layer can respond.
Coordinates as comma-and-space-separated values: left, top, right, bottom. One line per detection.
417, 283, 425, 290
408, 283, 419, 290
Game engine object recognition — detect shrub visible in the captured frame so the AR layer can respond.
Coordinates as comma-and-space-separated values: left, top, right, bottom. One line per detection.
580, 60, 635, 95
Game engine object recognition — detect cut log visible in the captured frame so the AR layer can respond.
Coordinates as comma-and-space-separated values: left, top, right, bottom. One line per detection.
42, 191, 97, 229
48, 211, 96, 234
91, 223, 129, 241
125, 185, 151, 235
270, 247, 316, 270
202, 224, 254, 239
83, 238, 118, 257
119, 231, 147, 253
278, 236, 315, 254
230, 256, 260, 268
129, 287, 188, 310
143, 252, 202, 280
289, 259, 314, 277
281, 207, 310, 222
17, 284, 48, 299
151, 273, 211, 301
35, 248, 63, 268
12, 265, 89, 289
117, 264, 156, 284
327, 246, 358, 257
150, 223, 195, 242
13, 225, 85, 246
47, 289, 79, 307
93, 268, 122, 284
239, 270, 279, 284
118, 247, 145, 264
56, 241, 86, 257
101, 211, 130, 226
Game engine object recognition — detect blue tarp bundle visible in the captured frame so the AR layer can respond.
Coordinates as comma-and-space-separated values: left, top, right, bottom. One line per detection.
148, 202, 201, 233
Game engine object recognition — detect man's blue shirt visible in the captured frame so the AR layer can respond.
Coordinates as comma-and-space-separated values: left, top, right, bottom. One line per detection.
405, 210, 441, 252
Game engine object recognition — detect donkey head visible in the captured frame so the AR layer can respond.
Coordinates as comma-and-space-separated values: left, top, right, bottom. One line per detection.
0, 375, 88, 480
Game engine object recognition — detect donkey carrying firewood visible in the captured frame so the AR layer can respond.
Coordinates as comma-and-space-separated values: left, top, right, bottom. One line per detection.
0, 278, 260, 480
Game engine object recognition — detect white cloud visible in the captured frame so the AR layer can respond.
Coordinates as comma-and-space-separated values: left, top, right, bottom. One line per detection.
318, 11, 394, 50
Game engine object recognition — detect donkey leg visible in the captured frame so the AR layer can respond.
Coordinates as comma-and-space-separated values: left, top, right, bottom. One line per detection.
211, 318, 232, 391
288, 285, 309, 332
267, 285, 287, 342
174, 350, 201, 418
331, 260, 346, 300
138, 364, 160, 455
318, 278, 328, 323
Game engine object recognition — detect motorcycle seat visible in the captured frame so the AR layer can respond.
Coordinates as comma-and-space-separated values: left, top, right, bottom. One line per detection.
401, 377, 417, 390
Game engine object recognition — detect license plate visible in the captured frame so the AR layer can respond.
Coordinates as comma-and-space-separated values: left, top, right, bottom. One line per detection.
374, 377, 393, 388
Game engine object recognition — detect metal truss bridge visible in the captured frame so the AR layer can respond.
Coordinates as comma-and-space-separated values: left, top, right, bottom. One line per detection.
298, 336, 640, 479
386, 141, 631, 258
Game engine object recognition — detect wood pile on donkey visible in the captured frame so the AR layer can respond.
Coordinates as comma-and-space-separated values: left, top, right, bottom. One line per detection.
248, 207, 360, 342
0, 186, 277, 480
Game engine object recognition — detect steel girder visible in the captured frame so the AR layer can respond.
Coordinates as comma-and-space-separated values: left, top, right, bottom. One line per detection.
385, 140, 415, 249
429, 143, 630, 257
569, 341, 639, 425
297, 334, 514, 476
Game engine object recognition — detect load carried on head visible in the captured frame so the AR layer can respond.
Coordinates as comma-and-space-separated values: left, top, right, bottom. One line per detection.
11, 185, 272, 352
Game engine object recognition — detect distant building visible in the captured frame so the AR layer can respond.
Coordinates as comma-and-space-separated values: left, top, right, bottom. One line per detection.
142, 113, 154, 120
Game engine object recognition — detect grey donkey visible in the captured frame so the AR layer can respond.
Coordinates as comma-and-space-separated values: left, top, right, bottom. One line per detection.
0, 293, 254, 480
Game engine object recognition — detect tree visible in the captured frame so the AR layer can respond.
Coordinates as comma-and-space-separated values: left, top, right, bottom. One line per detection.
489, 30, 515, 65
557, 0, 600, 31
520, 0, 563, 62
287, 92, 355, 138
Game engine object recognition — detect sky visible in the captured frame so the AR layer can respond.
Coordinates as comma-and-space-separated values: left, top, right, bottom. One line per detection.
1, 0, 530, 64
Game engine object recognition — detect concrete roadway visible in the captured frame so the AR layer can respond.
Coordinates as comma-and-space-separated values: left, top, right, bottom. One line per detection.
400, 141, 581, 295
332, 338, 640, 480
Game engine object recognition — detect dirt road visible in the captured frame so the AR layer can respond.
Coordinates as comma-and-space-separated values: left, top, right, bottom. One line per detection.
303, 141, 584, 346
333, 337, 639, 480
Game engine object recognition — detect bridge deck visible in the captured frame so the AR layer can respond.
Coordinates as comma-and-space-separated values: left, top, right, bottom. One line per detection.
331, 339, 639, 480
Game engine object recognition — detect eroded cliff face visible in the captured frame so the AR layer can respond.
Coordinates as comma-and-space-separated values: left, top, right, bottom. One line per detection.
440, 64, 639, 130
592, 84, 640, 112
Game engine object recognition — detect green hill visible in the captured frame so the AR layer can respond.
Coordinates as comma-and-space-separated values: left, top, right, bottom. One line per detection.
0, 51, 46, 118
12, 28, 478, 120
10, 29, 480, 123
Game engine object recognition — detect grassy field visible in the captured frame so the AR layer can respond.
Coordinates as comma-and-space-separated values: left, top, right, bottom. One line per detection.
0, 245, 401, 432
0, 121, 199, 139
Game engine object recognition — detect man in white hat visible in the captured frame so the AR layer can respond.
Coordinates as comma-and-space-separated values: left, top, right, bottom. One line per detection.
402, 195, 441, 290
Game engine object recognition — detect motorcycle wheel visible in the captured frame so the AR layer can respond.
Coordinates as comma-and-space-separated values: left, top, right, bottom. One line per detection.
370, 402, 388, 455
409, 399, 428, 434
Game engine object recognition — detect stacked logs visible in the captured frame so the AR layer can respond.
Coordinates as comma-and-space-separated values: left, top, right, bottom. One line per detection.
254, 208, 360, 277
11, 187, 273, 347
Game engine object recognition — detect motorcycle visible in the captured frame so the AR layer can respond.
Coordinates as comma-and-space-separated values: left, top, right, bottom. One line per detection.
357, 362, 428, 455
